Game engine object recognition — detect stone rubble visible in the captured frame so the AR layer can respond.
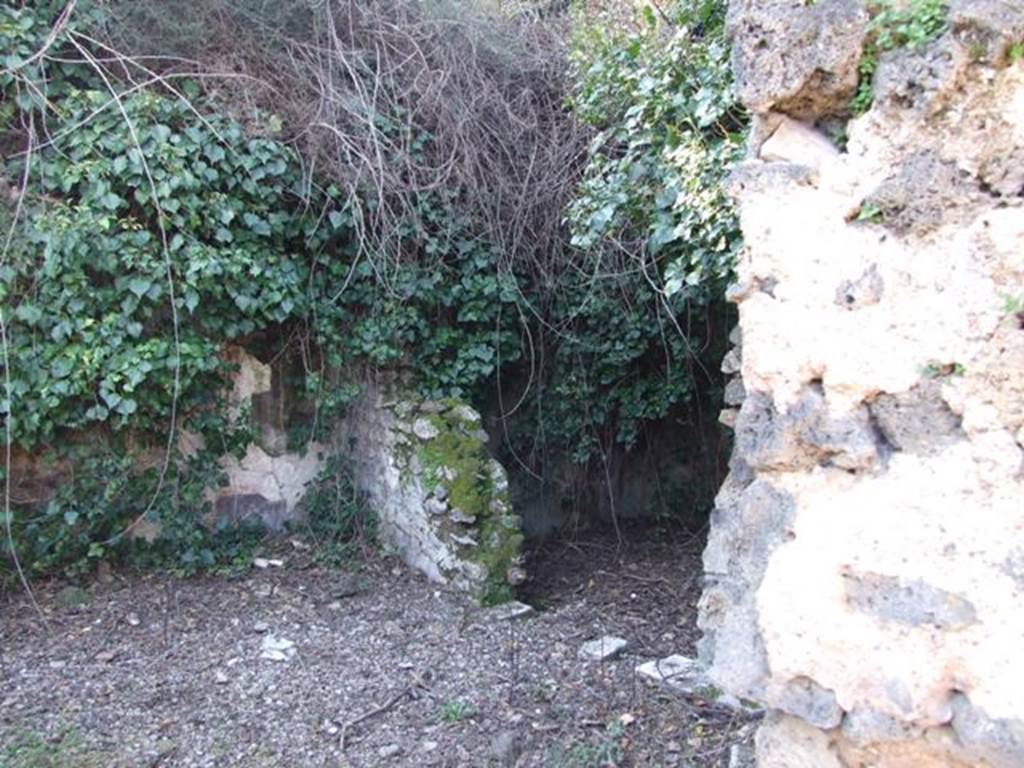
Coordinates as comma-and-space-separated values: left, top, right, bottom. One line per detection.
260, 635, 296, 663
577, 636, 630, 662
486, 601, 535, 621
636, 655, 761, 713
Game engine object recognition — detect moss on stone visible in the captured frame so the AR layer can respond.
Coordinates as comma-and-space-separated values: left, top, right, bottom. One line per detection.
419, 414, 488, 520
415, 405, 522, 604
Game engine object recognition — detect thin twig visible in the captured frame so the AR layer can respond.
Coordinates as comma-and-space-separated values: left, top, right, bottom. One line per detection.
338, 686, 413, 750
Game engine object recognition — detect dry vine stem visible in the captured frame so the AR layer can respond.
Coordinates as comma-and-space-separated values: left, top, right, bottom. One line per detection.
106, 0, 586, 287
338, 686, 413, 750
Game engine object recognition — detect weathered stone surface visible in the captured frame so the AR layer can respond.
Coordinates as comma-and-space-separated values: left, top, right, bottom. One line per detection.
755, 713, 843, 768
7, 450, 70, 508
863, 151, 982, 236
842, 571, 978, 629
636, 654, 761, 712
733, 387, 880, 473
724, 377, 747, 406
950, 693, 1024, 768
719, 407, 739, 429
728, 0, 869, 120
449, 404, 482, 424
964, 319, 1024, 440
424, 497, 448, 516
334, 379, 524, 601
703, 2, 1024, 765
578, 636, 629, 662
721, 348, 742, 375
774, 676, 843, 730
950, 0, 1024, 66
449, 508, 477, 525
224, 344, 271, 418
759, 117, 841, 170
835, 264, 884, 311
870, 381, 965, 456
412, 417, 441, 441
841, 707, 921, 747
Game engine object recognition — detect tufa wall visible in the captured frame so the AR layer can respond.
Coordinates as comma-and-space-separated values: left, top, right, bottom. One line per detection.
700, 1, 1024, 766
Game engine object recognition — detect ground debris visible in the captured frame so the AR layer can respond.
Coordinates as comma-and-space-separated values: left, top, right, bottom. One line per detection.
487, 600, 535, 621
260, 635, 296, 662
0, 525, 754, 767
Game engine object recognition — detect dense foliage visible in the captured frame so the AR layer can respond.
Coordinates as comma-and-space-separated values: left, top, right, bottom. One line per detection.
0, 0, 741, 579
567, 0, 742, 294
500, 0, 741, 503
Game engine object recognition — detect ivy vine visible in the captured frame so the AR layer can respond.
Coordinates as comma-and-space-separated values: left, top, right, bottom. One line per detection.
1, 0, 743, 578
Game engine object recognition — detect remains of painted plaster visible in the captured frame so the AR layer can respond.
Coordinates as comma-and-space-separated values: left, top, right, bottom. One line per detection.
208, 346, 327, 530
136, 343, 524, 598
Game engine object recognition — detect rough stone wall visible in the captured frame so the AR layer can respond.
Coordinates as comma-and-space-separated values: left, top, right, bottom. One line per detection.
334, 378, 525, 602
700, 2, 1024, 766
218, 358, 526, 601
10, 342, 523, 600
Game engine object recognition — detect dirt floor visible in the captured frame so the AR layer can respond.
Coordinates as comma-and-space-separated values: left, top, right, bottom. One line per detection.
1, 523, 757, 767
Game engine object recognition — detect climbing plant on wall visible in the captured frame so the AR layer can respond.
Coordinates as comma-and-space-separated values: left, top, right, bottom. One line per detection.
1, 0, 744, 579
498, 0, 743, 492
567, 0, 743, 296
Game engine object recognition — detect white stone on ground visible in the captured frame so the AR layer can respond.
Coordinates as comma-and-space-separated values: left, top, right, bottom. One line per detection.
260, 635, 296, 662
578, 636, 630, 662
487, 601, 534, 621
636, 654, 759, 712
378, 744, 402, 759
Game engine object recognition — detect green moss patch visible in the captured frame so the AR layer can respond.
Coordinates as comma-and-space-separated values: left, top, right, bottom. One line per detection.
415, 404, 522, 604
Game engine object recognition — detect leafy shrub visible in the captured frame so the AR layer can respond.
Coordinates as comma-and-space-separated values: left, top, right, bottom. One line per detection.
1, 0, 742, 578
566, 0, 744, 295
296, 455, 376, 567
499, 0, 743, 483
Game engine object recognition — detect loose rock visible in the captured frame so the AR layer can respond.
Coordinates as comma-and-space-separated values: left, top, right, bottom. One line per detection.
378, 744, 402, 759
260, 635, 296, 662
490, 730, 522, 767
578, 636, 630, 662
412, 417, 440, 440
487, 601, 535, 621
636, 655, 760, 713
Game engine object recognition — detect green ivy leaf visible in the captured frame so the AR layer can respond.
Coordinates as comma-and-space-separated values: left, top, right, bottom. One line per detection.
116, 398, 138, 416
127, 277, 152, 297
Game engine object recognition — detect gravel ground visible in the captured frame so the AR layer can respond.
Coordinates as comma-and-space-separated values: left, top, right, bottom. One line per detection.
1, 524, 756, 767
